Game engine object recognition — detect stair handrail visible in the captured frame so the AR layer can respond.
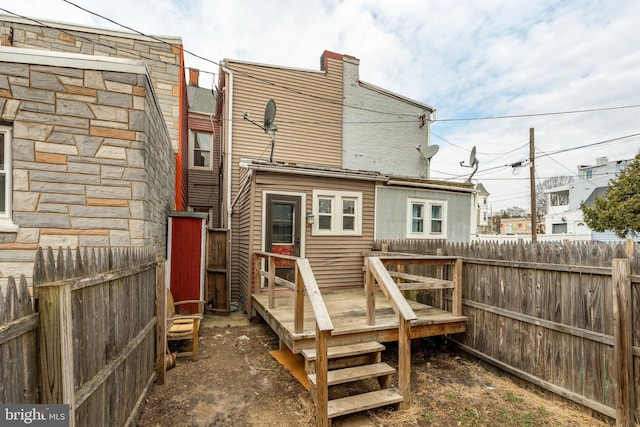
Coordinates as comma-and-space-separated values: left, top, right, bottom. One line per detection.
253, 252, 333, 427
365, 256, 417, 410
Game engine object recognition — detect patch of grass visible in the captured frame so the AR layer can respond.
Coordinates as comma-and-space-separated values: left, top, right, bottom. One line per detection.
421, 410, 436, 422
445, 393, 457, 399
456, 407, 481, 426
504, 392, 523, 403
497, 407, 551, 426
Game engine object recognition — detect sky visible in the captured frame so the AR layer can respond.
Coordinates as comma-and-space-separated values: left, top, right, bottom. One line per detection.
1, 0, 639, 212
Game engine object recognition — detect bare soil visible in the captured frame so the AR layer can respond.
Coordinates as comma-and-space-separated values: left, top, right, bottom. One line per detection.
137, 317, 612, 427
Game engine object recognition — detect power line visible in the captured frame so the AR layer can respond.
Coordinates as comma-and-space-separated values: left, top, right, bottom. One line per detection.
436, 104, 640, 122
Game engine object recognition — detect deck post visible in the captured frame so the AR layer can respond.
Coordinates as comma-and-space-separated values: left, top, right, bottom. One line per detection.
398, 317, 411, 410
294, 262, 304, 334
365, 258, 375, 325
452, 258, 462, 316
253, 253, 261, 295
315, 326, 330, 427
268, 256, 276, 309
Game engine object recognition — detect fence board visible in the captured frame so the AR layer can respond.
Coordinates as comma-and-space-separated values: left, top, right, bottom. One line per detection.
376, 239, 638, 425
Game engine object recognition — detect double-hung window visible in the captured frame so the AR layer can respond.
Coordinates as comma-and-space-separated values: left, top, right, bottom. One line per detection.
407, 198, 447, 238
189, 131, 213, 169
0, 126, 17, 232
313, 190, 362, 236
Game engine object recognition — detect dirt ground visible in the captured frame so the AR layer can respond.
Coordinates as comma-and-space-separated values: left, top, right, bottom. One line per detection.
137, 315, 612, 427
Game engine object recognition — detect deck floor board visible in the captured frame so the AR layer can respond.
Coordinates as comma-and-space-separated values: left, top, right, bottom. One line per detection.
252, 288, 467, 352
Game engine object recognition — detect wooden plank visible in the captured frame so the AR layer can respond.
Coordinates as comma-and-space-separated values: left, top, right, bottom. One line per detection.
0, 313, 39, 344
612, 259, 633, 426
308, 362, 395, 386
294, 264, 304, 334
296, 259, 333, 332
367, 257, 417, 321
452, 258, 462, 316
302, 342, 385, 361
156, 259, 166, 385
315, 327, 330, 427
37, 281, 76, 427
327, 388, 403, 419
398, 318, 411, 410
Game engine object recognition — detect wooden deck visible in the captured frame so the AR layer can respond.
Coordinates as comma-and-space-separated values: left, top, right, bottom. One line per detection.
252, 288, 467, 354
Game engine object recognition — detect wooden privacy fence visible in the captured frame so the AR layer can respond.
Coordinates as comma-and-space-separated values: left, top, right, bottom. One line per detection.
0, 275, 38, 404
34, 246, 160, 427
375, 239, 639, 426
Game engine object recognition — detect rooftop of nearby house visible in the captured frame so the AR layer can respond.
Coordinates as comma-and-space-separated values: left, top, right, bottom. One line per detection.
187, 68, 216, 114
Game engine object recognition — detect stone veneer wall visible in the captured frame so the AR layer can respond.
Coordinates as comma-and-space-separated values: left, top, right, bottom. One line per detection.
0, 15, 183, 152
0, 58, 175, 285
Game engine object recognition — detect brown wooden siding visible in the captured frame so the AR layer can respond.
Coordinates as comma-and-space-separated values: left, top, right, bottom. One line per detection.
225, 55, 344, 304
250, 171, 376, 291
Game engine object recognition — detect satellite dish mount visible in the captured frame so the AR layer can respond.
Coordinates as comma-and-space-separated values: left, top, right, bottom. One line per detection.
243, 99, 278, 162
416, 144, 439, 178
460, 146, 479, 183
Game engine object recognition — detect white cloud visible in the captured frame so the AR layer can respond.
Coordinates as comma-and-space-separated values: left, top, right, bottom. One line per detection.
2, 0, 639, 210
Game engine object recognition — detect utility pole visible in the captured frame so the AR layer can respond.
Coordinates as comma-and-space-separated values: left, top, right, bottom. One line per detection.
530, 128, 537, 243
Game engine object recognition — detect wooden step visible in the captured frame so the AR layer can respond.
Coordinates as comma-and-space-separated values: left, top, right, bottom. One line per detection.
302, 342, 385, 374
301, 341, 385, 361
308, 362, 395, 387
327, 388, 403, 419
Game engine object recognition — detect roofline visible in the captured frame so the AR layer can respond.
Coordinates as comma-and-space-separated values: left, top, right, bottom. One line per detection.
240, 158, 474, 192
0, 46, 147, 73
0, 13, 182, 44
358, 80, 435, 113
222, 58, 326, 76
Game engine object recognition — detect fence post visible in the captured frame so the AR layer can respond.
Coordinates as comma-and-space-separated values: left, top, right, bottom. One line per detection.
612, 258, 633, 426
364, 258, 375, 326
37, 281, 75, 427
156, 258, 167, 385
452, 258, 463, 316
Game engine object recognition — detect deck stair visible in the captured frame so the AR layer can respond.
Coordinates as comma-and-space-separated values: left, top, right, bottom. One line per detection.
303, 341, 403, 420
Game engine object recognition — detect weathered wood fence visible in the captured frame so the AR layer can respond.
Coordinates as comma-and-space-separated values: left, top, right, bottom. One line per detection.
375, 239, 639, 426
0, 275, 38, 404
0, 246, 161, 427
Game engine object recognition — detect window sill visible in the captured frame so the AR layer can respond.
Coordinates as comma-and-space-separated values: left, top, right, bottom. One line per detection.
0, 222, 20, 233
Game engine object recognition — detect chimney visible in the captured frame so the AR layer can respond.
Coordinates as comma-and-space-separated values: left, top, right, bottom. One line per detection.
189, 68, 199, 86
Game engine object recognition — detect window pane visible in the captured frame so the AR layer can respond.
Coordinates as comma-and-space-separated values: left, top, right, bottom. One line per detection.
272, 203, 294, 243
342, 199, 354, 214
0, 173, 5, 213
319, 198, 332, 214
319, 215, 331, 230
431, 219, 442, 233
431, 205, 442, 219
0, 134, 4, 171
412, 218, 423, 233
195, 133, 212, 151
343, 216, 354, 230
193, 133, 211, 167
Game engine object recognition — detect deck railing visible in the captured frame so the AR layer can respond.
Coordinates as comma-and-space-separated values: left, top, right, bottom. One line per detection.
364, 255, 464, 409
253, 251, 334, 427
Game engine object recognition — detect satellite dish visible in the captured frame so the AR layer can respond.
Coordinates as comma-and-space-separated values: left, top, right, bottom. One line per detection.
264, 99, 276, 133
469, 146, 477, 166
460, 145, 480, 183
424, 144, 439, 160
242, 99, 279, 162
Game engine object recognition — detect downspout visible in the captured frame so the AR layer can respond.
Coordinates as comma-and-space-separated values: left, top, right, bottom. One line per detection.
221, 63, 234, 230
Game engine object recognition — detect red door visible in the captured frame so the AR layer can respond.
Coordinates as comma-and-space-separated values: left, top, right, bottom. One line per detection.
168, 214, 206, 313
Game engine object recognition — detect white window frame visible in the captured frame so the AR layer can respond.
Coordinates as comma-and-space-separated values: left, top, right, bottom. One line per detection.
189, 130, 213, 170
406, 198, 447, 239
312, 190, 362, 236
0, 126, 18, 232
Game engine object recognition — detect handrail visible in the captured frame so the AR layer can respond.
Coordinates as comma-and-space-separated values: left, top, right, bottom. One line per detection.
366, 257, 417, 321
253, 251, 333, 427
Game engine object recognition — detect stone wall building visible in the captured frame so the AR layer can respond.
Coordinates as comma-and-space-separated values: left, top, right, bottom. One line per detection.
0, 47, 175, 285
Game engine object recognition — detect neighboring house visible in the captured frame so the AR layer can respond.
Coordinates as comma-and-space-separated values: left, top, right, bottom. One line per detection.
0, 47, 174, 285
544, 156, 630, 240
186, 68, 220, 227
0, 14, 186, 285
499, 217, 532, 235
474, 183, 491, 234
217, 51, 476, 310
0, 14, 188, 209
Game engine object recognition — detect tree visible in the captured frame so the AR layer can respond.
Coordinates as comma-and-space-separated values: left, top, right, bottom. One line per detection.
581, 154, 640, 238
